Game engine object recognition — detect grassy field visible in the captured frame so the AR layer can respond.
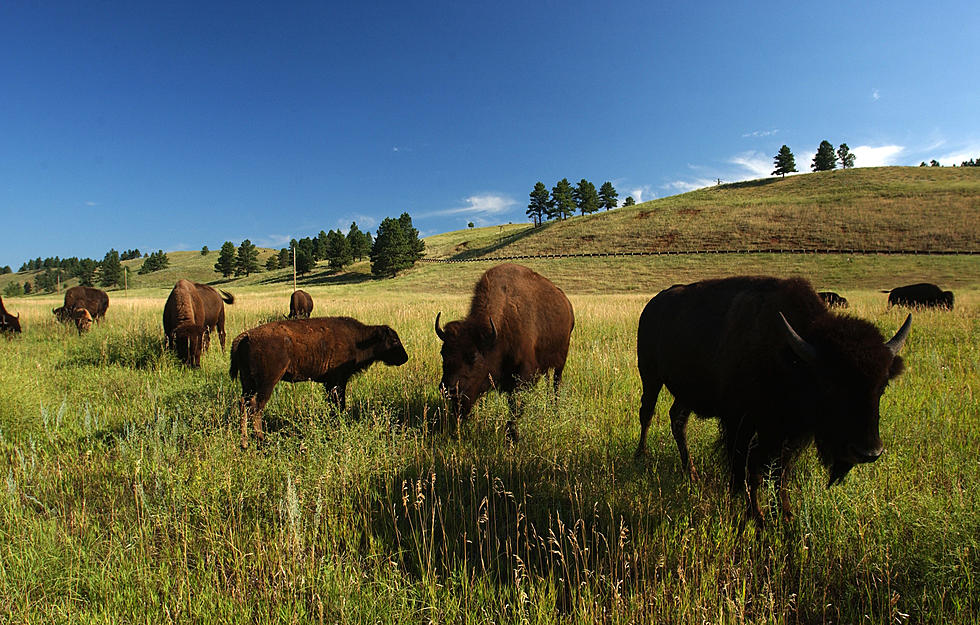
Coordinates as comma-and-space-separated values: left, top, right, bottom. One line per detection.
2, 267, 978, 623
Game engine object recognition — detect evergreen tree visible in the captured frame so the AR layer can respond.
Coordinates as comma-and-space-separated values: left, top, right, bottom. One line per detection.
527, 181, 551, 226
772, 145, 798, 177
74, 259, 98, 287
325, 229, 353, 270
138, 250, 170, 275
837, 143, 855, 169
23, 281, 32, 294
200, 245, 209, 255
346, 222, 372, 261
573, 179, 600, 215
295, 249, 314, 275
265, 254, 280, 271
370, 217, 416, 277
214, 242, 236, 277
930, 159, 940, 167
811, 140, 838, 172
316, 230, 330, 261
550, 178, 576, 220
3, 282, 23, 297
99, 249, 123, 288
599, 182, 618, 210
398, 213, 425, 262
278, 247, 292, 269
235, 239, 260, 276
1, 265, 11, 275
623, 196, 635, 207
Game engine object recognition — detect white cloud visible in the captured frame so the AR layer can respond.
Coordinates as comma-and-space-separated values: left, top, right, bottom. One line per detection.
742, 129, 779, 138
872, 89, 880, 101
335, 214, 378, 233
662, 178, 716, 193
422, 194, 518, 218
85, 201, 99, 207
255, 234, 294, 249
936, 144, 980, 166
728, 151, 771, 178
627, 185, 655, 203
851, 145, 904, 167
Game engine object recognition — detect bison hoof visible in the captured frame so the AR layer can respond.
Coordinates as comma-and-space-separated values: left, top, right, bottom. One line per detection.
505, 420, 520, 444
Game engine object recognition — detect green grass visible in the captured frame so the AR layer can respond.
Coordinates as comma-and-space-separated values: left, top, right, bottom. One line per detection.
1, 284, 978, 623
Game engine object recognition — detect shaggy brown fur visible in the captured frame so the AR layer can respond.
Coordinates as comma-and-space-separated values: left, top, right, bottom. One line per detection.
194, 283, 235, 350
230, 317, 409, 448
0, 296, 21, 335
162, 279, 206, 367
289, 290, 314, 318
886, 282, 954, 310
53, 286, 109, 323
72, 308, 93, 334
636, 276, 911, 525
435, 263, 574, 438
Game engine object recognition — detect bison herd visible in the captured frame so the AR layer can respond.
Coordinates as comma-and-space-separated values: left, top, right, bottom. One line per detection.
1, 270, 963, 525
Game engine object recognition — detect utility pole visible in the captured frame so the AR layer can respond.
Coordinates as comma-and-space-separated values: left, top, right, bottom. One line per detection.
292, 242, 297, 291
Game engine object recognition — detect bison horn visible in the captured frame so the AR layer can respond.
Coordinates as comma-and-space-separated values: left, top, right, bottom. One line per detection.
487, 316, 497, 345
435, 312, 446, 341
779, 312, 818, 364
885, 314, 912, 356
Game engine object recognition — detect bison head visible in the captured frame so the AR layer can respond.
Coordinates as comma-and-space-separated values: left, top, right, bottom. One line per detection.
73, 308, 93, 334
780, 312, 911, 486
53, 306, 71, 323
435, 312, 497, 419
1, 312, 20, 334
361, 325, 409, 366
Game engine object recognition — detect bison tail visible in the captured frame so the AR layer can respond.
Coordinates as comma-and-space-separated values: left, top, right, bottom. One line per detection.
229, 333, 248, 380
220, 290, 235, 305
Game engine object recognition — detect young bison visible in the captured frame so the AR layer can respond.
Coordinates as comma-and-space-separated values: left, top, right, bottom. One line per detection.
230, 316, 409, 448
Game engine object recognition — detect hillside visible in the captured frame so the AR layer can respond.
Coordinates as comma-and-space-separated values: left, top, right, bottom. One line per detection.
425, 167, 980, 259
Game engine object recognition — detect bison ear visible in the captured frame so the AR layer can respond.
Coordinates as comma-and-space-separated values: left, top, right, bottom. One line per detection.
779, 312, 817, 364
479, 317, 498, 350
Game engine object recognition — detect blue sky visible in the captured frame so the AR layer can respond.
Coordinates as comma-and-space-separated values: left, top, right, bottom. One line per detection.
2, 1, 978, 268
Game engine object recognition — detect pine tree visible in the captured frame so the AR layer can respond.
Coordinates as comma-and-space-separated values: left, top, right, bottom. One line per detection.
573, 179, 600, 215
599, 182, 618, 210
200, 246, 209, 255
316, 230, 330, 261
235, 240, 260, 276
214, 242, 236, 277
837, 143, 855, 169
278, 247, 292, 269
811, 140, 838, 172
295, 249, 314, 275
325, 229, 353, 270
99, 249, 123, 288
772, 145, 798, 177
550, 178, 576, 220
623, 196, 636, 207
527, 182, 551, 226
264, 254, 280, 271
398, 213, 425, 262
370, 217, 410, 277
346, 222, 372, 261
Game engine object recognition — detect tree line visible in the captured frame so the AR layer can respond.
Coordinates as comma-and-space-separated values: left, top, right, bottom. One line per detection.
772, 141, 856, 177
5, 247, 173, 296
526, 180, 631, 226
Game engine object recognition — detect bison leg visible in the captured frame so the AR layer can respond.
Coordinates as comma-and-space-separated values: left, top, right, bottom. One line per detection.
635, 379, 662, 458
324, 380, 348, 412
776, 444, 795, 521
240, 382, 276, 448
669, 402, 697, 479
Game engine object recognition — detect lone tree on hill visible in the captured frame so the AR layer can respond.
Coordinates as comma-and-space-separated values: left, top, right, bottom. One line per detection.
215, 242, 236, 277
200, 245, 209, 255
235, 239, 260, 276
574, 179, 600, 215
599, 181, 618, 210
837, 143, 856, 169
550, 178, 576, 220
812, 140, 838, 172
772, 145, 798, 177
99, 249, 123, 288
623, 196, 635, 207
527, 181, 551, 226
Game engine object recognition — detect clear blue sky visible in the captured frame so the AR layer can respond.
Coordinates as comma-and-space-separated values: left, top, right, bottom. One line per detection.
2, 1, 978, 268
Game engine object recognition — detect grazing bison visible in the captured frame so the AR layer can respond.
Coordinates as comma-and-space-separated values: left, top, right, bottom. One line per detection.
818, 291, 849, 309
886, 283, 954, 310
0, 296, 21, 335
162, 279, 207, 367
54, 286, 109, 323
289, 290, 314, 318
72, 308, 93, 334
194, 283, 235, 350
230, 317, 409, 447
434, 263, 574, 438
636, 276, 911, 525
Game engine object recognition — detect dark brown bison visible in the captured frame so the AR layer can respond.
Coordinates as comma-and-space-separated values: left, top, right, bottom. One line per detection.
818, 291, 849, 308
0, 296, 21, 335
230, 317, 409, 447
53, 286, 109, 323
886, 283, 954, 310
434, 263, 574, 438
194, 283, 235, 350
636, 276, 911, 525
289, 290, 314, 318
162, 279, 207, 367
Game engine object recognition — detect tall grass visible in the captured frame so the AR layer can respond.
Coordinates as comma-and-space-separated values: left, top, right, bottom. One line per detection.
1, 288, 977, 623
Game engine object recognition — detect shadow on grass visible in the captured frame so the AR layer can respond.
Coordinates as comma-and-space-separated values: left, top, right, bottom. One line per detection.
721, 177, 782, 191
448, 223, 546, 260
258, 267, 375, 287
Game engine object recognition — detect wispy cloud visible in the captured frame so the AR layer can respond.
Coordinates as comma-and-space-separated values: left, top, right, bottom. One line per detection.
728, 151, 771, 178
627, 185, 655, 204
664, 150, 773, 193
742, 129, 779, 138
936, 143, 980, 166
851, 145, 904, 167
334, 214, 378, 233
85, 201, 99, 207
255, 234, 294, 249
872, 88, 880, 101
421, 194, 518, 219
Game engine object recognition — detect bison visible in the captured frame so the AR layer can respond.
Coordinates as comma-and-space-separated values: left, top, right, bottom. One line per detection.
886, 283, 954, 310
162, 279, 207, 367
72, 308, 93, 334
818, 291, 849, 309
434, 263, 574, 439
53, 286, 109, 323
0, 296, 21, 335
230, 316, 409, 448
289, 290, 314, 318
636, 276, 911, 525
195, 282, 235, 350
